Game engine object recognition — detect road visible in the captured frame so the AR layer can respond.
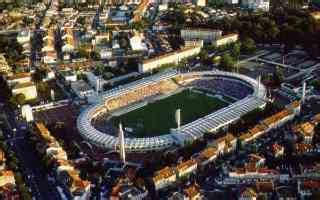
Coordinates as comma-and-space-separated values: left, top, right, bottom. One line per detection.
2, 106, 62, 200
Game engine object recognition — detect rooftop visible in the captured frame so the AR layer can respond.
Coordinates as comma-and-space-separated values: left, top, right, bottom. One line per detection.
7, 72, 31, 80
12, 81, 35, 90
153, 167, 175, 182
176, 159, 197, 172
184, 184, 200, 198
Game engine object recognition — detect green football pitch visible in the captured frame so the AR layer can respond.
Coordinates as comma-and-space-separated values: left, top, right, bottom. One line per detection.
111, 89, 228, 137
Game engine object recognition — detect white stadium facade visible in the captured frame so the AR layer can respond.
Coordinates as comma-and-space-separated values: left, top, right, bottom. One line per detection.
77, 70, 267, 153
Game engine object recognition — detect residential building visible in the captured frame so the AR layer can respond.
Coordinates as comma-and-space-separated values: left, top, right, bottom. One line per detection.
239, 187, 257, 200
293, 122, 315, 144
194, 0, 206, 6
242, 0, 270, 12
225, 0, 239, 4
11, 82, 38, 100
0, 171, 15, 187
197, 147, 217, 166
153, 167, 176, 190
310, 11, 320, 20
60, 70, 77, 82
0, 54, 11, 75
181, 28, 222, 44
0, 149, 5, 170
6, 72, 32, 87
130, 33, 147, 51
248, 154, 265, 168
183, 184, 201, 200
262, 109, 295, 131
71, 80, 95, 98
176, 159, 197, 178
34, 122, 91, 199
295, 143, 314, 155
213, 33, 238, 47
228, 167, 280, 181
17, 30, 31, 44
255, 181, 274, 200
271, 144, 284, 158
298, 180, 320, 200
139, 44, 202, 73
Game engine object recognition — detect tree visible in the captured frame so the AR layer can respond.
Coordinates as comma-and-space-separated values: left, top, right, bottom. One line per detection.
219, 53, 235, 72
199, 49, 209, 63
241, 37, 256, 55
10, 93, 26, 106
231, 42, 241, 72
311, 79, 320, 91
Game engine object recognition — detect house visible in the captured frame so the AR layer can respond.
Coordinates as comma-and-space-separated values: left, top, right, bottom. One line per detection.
211, 133, 236, 154
0, 171, 15, 187
239, 187, 257, 200
60, 70, 77, 82
197, 147, 217, 166
293, 122, 315, 144
153, 167, 176, 190
6, 72, 32, 87
255, 181, 274, 200
0, 149, 6, 170
248, 154, 265, 168
298, 180, 320, 200
183, 184, 201, 200
176, 159, 197, 178
71, 80, 95, 98
130, 33, 147, 51
11, 82, 38, 100
139, 44, 202, 73
17, 30, 31, 44
242, 0, 270, 12
262, 109, 295, 131
213, 34, 238, 47
0, 54, 11, 75
180, 28, 222, 44
312, 113, 320, 125
295, 143, 314, 155
271, 144, 284, 158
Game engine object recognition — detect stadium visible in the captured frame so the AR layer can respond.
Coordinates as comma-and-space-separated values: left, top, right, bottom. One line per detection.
77, 70, 267, 152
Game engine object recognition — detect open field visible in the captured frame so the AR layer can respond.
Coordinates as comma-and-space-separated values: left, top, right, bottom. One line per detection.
111, 89, 228, 137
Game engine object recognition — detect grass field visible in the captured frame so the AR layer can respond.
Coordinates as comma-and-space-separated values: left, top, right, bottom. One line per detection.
111, 89, 228, 137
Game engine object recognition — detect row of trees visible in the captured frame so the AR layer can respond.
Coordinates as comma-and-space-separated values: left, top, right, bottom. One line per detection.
0, 140, 32, 200
210, 9, 320, 57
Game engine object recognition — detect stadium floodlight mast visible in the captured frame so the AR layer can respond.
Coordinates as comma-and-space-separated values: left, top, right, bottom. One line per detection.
301, 81, 306, 104
175, 109, 181, 129
257, 75, 261, 98
118, 122, 126, 164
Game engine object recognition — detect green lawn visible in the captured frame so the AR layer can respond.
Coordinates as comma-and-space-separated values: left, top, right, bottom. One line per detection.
111, 89, 228, 137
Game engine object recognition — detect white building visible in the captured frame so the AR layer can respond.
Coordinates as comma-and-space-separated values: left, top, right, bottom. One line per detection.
71, 80, 94, 98
213, 33, 239, 47
194, 0, 206, 6
130, 34, 147, 51
11, 82, 38, 100
139, 44, 202, 73
21, 104, 34, 122
181, 28, 222, 44
17, 30, 31, 44
0, 54, 11, 74
225, 0, 239, 4
242, 0, 270, 12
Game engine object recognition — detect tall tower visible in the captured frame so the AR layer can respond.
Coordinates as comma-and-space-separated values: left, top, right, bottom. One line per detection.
175, 109, 181, 129
301, 82, 306, 104
257, 75, 261, 97
118, 123, 126, 163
